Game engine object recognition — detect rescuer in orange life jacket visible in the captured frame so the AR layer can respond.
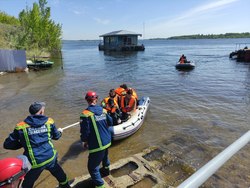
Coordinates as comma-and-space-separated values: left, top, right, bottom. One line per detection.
0, 155, 31, 188
101, 89, 122, 125
115, 84, 138, 105
114, 84, 127, 97
120, 88, 137, 121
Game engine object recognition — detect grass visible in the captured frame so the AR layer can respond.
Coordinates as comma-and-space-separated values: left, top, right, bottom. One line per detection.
0, 23, 15, 49
0, 23, 51, 58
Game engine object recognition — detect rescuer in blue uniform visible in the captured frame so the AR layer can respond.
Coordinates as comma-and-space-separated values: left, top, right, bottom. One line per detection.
3, 102, 70, 188
80, 91, 113, 188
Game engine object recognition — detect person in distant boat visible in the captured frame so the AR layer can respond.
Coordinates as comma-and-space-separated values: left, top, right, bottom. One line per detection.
80, 91, 113, 188
120, 88, 137, 121
101, 89, 122, 125
179, 54, 187, 64
3, 102, 70, 188
0, 155, 31, 188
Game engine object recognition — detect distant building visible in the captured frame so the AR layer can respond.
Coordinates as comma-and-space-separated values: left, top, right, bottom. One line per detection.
99, 30, 145, 51
0, 49, 27, 72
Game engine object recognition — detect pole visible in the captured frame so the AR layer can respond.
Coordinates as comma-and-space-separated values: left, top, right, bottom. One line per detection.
61, 122, 79, 131
178, 130, 250, 188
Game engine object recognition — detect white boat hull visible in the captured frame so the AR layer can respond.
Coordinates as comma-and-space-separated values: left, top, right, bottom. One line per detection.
110, 96, 150, 140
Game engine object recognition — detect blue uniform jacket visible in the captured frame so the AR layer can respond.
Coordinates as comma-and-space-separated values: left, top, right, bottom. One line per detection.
3, 115, 61, 168
80, 105, 113, 153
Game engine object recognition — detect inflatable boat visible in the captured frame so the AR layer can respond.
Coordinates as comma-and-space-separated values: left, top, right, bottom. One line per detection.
110, 96, 150, 141
175, 61, 195, 70
27, 60, 54, 68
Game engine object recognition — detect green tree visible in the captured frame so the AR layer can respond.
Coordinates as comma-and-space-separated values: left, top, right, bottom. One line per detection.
0, 11, 19, 25
17, 0, 62, 56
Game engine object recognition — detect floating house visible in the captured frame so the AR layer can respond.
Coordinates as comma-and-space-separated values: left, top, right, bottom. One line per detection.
99, 30, 145, 51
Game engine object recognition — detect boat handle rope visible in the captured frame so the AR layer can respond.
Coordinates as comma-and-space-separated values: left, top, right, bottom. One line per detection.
61, 122, 80, 131
60, 103, 148, 131
123, 117, 141, 130
123, 107, 146, 130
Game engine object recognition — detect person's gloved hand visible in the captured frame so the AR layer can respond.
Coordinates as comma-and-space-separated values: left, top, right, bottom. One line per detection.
58, 128, 63, 133
82, 142, 88, 149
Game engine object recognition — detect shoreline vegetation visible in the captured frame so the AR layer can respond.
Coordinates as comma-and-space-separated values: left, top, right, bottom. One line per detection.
150, 32, 250, 40
0, 0, 62, 59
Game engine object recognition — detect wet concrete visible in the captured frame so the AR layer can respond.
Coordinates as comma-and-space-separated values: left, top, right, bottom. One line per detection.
68, 146, 197, 188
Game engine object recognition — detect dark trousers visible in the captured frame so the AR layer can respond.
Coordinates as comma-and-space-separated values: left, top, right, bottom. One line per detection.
22, 157, 68, 188
88, 149, 110, 187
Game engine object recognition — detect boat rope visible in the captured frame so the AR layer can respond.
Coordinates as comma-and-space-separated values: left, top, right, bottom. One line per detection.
123, 117, 141, 130
60, 99, 148, 131
61, 122, 79, 131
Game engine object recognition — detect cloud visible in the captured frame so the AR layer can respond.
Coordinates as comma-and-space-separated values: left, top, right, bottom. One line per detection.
147, 0, 239, 38
175, 0, 239, 21
194, 0, 238, 12
93, 17, 110, 25
73, 10, 83, 15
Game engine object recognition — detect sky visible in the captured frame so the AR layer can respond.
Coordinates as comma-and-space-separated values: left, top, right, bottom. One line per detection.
0, 0, 249, 40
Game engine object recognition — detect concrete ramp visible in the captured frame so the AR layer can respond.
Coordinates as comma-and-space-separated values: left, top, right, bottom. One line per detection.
69, 146, 195, 188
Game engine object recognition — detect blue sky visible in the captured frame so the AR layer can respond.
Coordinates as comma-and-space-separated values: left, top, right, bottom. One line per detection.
0, 0, 249, 40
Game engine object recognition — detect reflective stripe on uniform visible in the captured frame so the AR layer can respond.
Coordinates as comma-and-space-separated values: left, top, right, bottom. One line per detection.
16, 120, 57, 169
59, 177, 69, 185
81, 109, 111, 154
96, 184, 105, 188
22, 128, 37, 166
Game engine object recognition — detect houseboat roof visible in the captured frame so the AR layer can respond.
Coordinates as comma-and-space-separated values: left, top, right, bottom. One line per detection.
99, 30, 142, 37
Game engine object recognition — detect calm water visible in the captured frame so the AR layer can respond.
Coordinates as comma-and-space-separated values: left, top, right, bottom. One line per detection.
0, 38, 250, 187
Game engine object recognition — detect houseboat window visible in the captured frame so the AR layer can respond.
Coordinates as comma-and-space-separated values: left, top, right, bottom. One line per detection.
123, 37, 132, 45
104, 37, 115, 44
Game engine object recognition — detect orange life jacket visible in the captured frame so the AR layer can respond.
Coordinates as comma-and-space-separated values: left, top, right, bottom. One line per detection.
115, 87, 126, 96
120, 95, 136, 113
130, 88, 138, 100
101, 97, 119, 113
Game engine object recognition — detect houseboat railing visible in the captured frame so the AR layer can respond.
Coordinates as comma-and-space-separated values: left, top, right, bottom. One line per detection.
234, 43, 250, 50
178, 130, 250, 188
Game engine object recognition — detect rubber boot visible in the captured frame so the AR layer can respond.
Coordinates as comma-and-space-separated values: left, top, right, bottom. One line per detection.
59, 182, 71, 188
100, 166, 110, 177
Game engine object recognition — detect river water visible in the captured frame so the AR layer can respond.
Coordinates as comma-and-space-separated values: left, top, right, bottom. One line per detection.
0, 38, 250, 187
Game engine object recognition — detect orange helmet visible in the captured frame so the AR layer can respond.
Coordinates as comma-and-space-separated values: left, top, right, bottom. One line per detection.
85, 91, 98, 101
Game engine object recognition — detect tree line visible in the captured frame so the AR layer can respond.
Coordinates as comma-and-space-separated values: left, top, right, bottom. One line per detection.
167, 33, 250, 40
0, 11, 19, 25
0, 0, 62, 57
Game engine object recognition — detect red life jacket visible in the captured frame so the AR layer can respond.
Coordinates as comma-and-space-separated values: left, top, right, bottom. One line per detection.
120, 95, 136, 113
